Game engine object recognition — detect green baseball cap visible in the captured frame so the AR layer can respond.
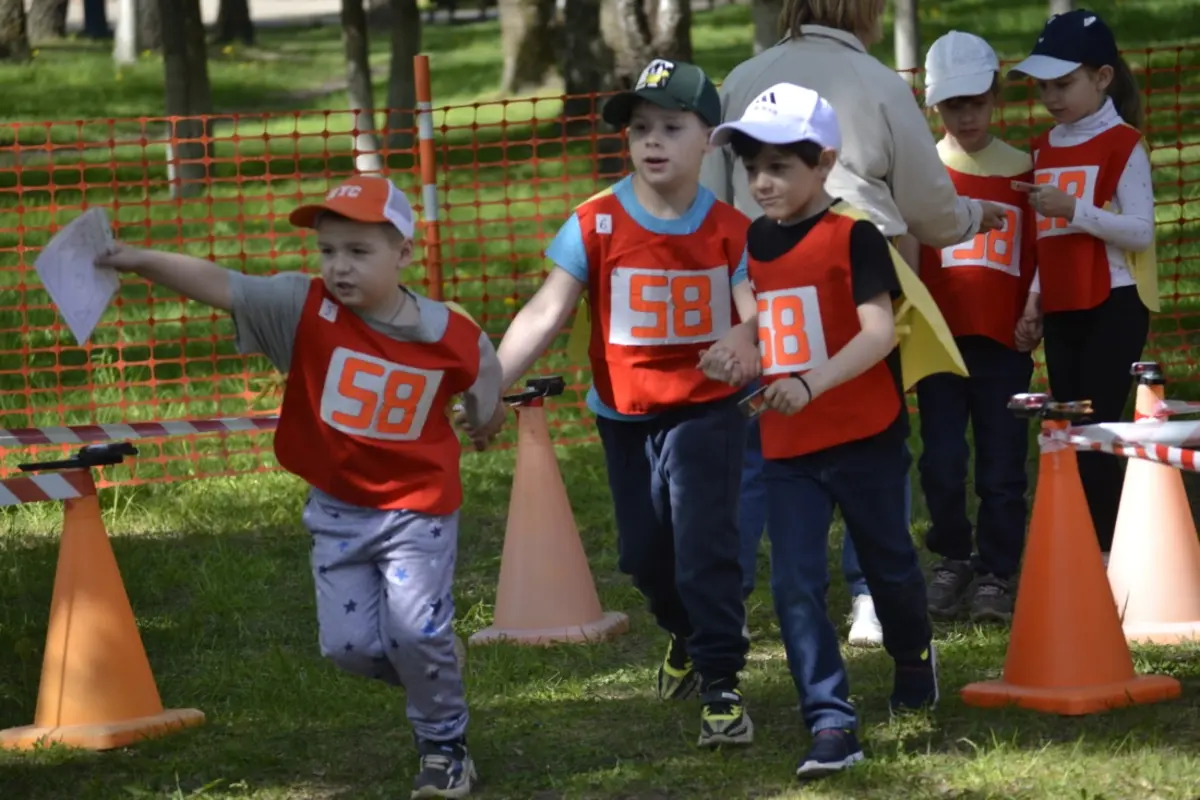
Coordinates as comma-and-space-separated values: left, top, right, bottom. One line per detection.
601, 59, 722, 129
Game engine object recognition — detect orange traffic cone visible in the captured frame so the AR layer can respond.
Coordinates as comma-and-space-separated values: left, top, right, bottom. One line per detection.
1107, 365, 1200, 644
0, 473, 205, 751
470, 400, 629, 646
960, 418, 1181, 715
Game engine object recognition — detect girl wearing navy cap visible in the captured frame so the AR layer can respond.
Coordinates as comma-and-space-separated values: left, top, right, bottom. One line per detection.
1008, 8, 1160, 560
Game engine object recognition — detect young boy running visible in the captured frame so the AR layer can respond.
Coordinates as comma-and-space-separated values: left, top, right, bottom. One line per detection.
486, 59, 755, 747
700, 83, 939, 778
97, 175, 504, 799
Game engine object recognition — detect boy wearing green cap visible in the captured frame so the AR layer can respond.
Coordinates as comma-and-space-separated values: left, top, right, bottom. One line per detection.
481, 59, 756, 746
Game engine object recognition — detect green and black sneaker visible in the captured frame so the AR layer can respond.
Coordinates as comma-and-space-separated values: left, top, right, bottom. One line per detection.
698, 687, 754, 747
656, 634, 699, 700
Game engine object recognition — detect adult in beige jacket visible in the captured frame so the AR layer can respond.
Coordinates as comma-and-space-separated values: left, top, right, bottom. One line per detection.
699, 0, 1006, 248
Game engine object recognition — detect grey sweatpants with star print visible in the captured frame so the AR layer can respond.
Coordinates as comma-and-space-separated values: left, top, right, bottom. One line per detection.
304, 486, 469, 742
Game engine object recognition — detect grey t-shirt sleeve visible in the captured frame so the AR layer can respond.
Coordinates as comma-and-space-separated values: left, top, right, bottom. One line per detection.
227, 271, 312, 372
460, 330, 502, 429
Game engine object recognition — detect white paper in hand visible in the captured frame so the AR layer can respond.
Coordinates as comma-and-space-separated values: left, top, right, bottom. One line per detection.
33, 207, 120, 346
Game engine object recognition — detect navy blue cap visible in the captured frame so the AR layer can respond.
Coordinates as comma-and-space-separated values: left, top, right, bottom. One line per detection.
1008, 9, 1120, 80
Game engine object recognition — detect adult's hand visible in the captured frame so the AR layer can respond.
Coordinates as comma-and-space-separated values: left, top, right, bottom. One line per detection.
978, 200, 1008, 233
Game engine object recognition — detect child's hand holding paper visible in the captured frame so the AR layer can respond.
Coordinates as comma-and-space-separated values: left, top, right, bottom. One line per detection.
33, 207, 120, 346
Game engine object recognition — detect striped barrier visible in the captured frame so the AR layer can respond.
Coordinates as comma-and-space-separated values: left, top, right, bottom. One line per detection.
0, 470, 95, 507
0, 416, 279, 450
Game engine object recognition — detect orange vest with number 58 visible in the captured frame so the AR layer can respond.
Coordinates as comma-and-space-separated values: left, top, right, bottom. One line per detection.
918, 168, 1037, 348
578, 191, 746, 415
749, 212, 901, 460
1031, 124, 1142, 313
274, 279, 480, 515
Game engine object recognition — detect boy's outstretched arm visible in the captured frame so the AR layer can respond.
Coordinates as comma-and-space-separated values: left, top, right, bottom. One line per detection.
97, 243, 234, 311
496, 266, 585, 388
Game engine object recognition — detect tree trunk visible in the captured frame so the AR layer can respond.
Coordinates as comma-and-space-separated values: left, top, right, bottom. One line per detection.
0, 0, 30, 61
159, 0, 214, 199
893, 0, 919, 86
341, 0, 385, 174
751, 0, 781, 54
140, 0, 164, 51
559, 0, 621, 176
602, 0, 692, 90
114, 0, 139, 64
498, 0, 558, 95
385, 0, 422, 152
27, 0, 69, 42
82, 0, 110, 38
213, 0, 255, 45
1048, 0, 1073, 13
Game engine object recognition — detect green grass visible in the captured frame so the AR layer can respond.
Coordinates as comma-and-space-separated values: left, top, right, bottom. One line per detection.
3, 428, 1200, 799
2, 3, 1200, 797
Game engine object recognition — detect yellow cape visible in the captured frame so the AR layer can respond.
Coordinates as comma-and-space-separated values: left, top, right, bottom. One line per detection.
830, 202, 967, 389
444, 299, 479, 326
564, 201, 969, 390
1115, 133, 1161, 313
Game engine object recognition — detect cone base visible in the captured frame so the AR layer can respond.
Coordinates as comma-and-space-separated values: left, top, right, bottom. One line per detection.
960, 674, 1180, 716
469, 611, 629, 647
1123, 620, 1200, 646
0, 707, 205, 752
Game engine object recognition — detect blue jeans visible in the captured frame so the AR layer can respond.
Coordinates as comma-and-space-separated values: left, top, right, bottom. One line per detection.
596, 395, 749, 686
740, 415, 912, 599
765, 430, 932, 733
917, 336, 1033, 579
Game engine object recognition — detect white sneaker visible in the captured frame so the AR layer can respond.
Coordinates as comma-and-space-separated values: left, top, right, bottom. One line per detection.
848, 595, 884, 647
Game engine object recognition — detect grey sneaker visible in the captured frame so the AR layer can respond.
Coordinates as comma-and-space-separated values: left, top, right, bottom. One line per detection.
927, 558, 973, 619
969, 575, 1015, 623
411, 738, 476, 799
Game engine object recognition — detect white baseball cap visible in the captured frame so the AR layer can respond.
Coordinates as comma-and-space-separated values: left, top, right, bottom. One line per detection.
709, 82, 841, 151
923, 31, 1000, 107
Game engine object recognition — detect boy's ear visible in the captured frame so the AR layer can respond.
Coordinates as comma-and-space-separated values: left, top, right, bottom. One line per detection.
819, 148, 838, 170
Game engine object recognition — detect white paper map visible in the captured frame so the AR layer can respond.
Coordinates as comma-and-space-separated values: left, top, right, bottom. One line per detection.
33, 207, 120, 346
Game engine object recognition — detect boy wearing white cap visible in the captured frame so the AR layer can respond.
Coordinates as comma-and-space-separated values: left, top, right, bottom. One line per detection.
915, 31, 1039, 624
699, 83, 939, 779
97, 175, 503, 799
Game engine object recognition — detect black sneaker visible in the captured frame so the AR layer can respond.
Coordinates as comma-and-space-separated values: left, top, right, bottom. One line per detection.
698, 688, 754, 747
657, 634, 699, 700
927, 558, 973, 618
969, 574, 1015, 624
889, 643, 939, 717
412, 738, 477, 799
795, 728, 864, 778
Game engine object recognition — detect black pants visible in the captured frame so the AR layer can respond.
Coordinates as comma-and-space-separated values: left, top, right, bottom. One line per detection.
918, 336, 1034, 579
1041, 286, 1151, 551
597, 395, 748, 690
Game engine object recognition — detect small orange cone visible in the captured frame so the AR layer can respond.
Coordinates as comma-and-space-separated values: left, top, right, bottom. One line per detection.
960, 416, 1181, 715
1107, 363, 1200, 644
0, 473, 205, 751
470, 399, 629, 646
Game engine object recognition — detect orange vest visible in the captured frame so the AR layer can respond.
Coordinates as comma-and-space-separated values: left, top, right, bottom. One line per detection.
1031, 124, 1142, 313
919, 167, 1037, 348
578, 192, 746, 415
274, 280, 480, 515
749, 212, 901, 460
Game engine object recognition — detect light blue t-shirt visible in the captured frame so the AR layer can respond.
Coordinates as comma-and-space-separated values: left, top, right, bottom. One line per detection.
545, 175, 748, 421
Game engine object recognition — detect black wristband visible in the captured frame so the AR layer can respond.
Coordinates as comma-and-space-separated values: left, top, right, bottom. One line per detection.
792, 373, 813, 403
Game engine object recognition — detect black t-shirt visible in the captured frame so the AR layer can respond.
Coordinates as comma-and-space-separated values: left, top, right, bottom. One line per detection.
746, 202, 909, 446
